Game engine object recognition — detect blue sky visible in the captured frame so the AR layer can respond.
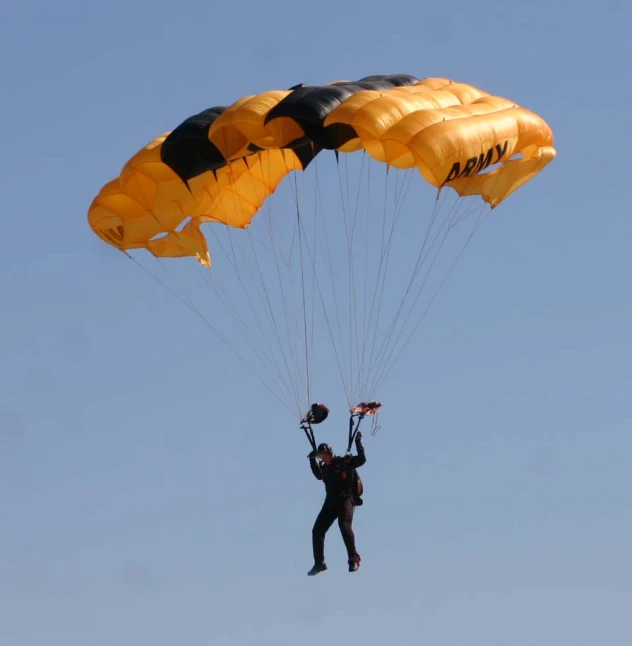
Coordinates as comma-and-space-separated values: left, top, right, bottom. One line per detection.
2, 0, 631, 644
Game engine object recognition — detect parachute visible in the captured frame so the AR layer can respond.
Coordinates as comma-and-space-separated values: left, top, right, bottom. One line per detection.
88, 74, 556, 420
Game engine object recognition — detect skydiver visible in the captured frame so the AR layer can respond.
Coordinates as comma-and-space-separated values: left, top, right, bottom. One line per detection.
307, 431, 366, 575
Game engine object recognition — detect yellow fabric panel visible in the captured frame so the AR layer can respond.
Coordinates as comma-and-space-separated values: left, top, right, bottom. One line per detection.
88, 134, 202, 249
117, 134, 175, 209
409, 104, 554, 199
208, 91, 293, 159
87, 142, 302, 265
194, 149, 303, 228
325, 88, 501, 162
448, 144, 557, 207
408, 80, 490, 105
88, 176, 211, 265
381, 99, 521, 170
208, 90, 305, 157
146, 219, 210, 267
262, 115, 309, 149
412, 77, 455, 90
88, 180, 143, 249
324, 79, 554, 207
88, 178, 188, 251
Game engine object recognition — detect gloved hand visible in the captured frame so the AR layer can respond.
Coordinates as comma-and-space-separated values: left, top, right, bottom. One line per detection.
307, 449, 318, 459
355, 431, 362, 442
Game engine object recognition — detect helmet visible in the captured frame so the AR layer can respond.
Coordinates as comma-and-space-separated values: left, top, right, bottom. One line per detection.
317, 443, 333, 456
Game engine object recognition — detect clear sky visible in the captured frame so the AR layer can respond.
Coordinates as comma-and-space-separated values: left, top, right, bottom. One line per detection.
2, 0, 631, 644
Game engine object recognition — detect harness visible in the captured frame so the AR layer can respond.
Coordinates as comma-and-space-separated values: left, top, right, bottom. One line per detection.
301, 401, 380, 505
318, 455, 363, 502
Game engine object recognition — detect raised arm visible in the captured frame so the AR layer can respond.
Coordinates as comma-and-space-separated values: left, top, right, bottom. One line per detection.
352, 432, 366, 467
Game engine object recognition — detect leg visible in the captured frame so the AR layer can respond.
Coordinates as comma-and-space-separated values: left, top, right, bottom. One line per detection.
337, 498, 358, 561
312, 501, 338, 565
338, 498, 361, 571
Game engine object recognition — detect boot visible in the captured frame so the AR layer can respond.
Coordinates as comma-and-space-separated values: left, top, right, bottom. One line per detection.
307, 562, 328, 576
348, 554, 361, 573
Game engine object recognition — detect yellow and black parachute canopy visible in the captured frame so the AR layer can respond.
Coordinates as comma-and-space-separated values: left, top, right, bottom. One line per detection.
88, 74, 555, 267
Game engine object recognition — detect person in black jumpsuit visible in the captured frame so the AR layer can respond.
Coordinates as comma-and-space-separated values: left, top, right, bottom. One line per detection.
307, 432, 366, 575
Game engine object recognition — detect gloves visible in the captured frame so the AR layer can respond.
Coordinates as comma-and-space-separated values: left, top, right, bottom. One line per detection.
355, 431, 362, 442
307, 449, 318, 459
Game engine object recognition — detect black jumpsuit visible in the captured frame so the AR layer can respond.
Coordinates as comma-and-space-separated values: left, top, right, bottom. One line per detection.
309, 438, 366, 565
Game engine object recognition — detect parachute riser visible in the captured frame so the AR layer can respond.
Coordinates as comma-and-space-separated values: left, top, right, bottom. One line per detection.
347, 413, 364, 454
301, 422, 317, 453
